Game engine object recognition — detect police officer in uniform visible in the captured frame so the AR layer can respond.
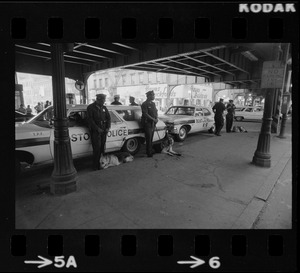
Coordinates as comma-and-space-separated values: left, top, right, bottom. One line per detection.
226, 99, 236, 133
212, 98, 226, 136
87, 94, 111, 170
111, 94, 122, 105
141, 90, 158, 157
129, 96, 139, 106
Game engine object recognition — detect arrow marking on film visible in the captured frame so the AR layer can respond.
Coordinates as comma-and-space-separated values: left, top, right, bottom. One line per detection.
177, 256, 205, 268
24, 255, 53, 268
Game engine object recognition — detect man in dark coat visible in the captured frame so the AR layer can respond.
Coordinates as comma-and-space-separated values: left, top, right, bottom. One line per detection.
129, 96, 139, 106
111, 94, 122, 105
212, 98, 226, 136
87, 94, 111, 170
141, 90, 158, 157
226, 99, 236, 133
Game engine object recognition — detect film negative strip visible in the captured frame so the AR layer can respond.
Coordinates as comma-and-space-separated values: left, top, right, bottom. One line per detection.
0, 1, 298, 272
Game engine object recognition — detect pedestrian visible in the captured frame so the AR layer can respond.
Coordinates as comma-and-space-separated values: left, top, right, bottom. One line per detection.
26, 105, 32, 114
212, 98, 226, 136
141, 90, 158, 157
18, 104, 26, 114
226, 99, 236, 133
45, 100, 50, 109
34, 102, 42, 113
87, 94, 111, 170
111, 94, 122, 105
129, 96, 139, 106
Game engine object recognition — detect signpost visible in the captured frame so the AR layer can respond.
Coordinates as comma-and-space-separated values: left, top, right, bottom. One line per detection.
261, 61, 285, 89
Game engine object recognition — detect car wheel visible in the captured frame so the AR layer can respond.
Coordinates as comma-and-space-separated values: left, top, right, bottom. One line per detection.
235, 116, 243, 122
175, 126, 187, 142
122, 138, 141, 155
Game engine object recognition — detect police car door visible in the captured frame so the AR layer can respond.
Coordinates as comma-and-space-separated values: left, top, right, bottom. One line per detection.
105, 110, 128, 153
49, 111, 92, 158
68, 111, 92, 157
194, 107, 204, 132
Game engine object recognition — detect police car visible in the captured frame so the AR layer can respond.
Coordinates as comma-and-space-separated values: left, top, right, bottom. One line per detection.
15, 104, 167, 174
158, 105, 215, 141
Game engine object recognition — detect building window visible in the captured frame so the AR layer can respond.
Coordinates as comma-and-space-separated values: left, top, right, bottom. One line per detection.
156, 73, 161, 83
94, 79, 97, 89
99, 79, 102, 88
148, 73, 153, 83
105, 78, 108, 87
139, 73, 144, 84
130, 74, 135, 85
122, 75, 126, 85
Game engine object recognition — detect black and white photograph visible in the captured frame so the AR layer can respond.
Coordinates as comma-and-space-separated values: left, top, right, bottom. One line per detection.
15, 42, 292, 230
0, 1, 297, 272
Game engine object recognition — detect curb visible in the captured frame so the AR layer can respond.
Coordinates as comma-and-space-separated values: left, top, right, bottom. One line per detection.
231, 149, 291, 229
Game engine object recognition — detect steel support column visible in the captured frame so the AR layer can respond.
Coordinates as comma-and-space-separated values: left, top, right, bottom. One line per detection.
50, 44, 78, 194
252, 44, 281, 168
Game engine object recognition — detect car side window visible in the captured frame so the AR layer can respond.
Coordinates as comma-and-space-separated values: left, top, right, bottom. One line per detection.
68, 111, 87, 127
110, 110, 123, 123
195, 108, 203, 116
116, 110, 135, 121
202, 108, 211, 116
245, 108, 252, 112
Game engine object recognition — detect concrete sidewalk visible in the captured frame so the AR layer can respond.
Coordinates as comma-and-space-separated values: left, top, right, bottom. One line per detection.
15, 122, 292, 229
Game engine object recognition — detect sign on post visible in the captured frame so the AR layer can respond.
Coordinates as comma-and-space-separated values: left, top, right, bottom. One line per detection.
261, 61, 285, 89
75, 80, 85, 91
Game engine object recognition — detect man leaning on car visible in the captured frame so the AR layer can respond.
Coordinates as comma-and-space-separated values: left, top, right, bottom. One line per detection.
87, 94, 111, 170
141, 90, 158, 157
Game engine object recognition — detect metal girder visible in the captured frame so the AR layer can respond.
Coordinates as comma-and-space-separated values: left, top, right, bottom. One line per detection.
202, 51, 250, 75
184, 55, 235, 76
164, 58, 222, 77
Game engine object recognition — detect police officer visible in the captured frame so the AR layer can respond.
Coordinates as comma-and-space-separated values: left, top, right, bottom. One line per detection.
111, 94, 122, 105
226, 99, 236, 133
87, 94, 111, 170
129, 96, 139, 106
141, 90, 158, 157
212, 98, 226, 136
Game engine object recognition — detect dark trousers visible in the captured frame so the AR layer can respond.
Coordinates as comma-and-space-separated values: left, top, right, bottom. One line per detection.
226, 114, 234, 132
214, 116, 224, 135
91, 130, 107, 169
144, 122, 155, 155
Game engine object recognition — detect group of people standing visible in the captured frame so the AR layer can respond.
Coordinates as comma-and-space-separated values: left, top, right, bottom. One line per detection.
212, 98, 236, 136
87, 91, 157, 170
110, 94, 139, 106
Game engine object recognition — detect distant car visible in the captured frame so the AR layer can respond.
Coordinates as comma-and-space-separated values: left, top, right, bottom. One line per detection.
158, 105, 215, 141
234, 106, 264, 121
15, 104, 167, 175
15, 110, 35, 123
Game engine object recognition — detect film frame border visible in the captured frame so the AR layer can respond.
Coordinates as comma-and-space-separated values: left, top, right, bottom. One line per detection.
0, 1, 298, 272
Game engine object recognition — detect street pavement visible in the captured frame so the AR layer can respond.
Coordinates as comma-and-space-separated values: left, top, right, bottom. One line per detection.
15, 119, 292, 229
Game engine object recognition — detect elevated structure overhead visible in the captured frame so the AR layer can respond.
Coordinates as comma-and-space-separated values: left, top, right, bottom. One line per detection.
15, 43, 278, 90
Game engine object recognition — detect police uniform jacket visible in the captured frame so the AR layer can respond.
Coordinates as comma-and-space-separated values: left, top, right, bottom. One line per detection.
87, 102, 111, 132
212, 102, 225, 118
141, 100, 158, 124
111, 101, 122, 105
226, 103, 236, 116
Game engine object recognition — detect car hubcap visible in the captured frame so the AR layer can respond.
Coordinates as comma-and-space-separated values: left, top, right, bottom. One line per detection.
127, 139, 137, 152
179, 128, 186, 138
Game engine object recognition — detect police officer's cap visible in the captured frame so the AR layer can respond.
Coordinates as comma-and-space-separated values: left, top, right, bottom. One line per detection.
96, 94, 106, 100
229, 99, 233, 102
129, 96, 135, 99
146, 90, 154, 96
114, 94, 120, 99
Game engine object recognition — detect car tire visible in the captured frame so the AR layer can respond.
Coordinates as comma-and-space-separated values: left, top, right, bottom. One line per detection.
122, 138, 141, 155
175, 126, 187, 142
235, 116, 243, 122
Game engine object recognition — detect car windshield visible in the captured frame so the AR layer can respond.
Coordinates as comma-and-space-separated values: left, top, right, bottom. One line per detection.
27, 106, 54, 128
165, 107, 195, 116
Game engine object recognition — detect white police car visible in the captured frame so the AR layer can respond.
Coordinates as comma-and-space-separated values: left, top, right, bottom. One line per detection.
158, 105, 215, 141
15, 104, 166, 174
